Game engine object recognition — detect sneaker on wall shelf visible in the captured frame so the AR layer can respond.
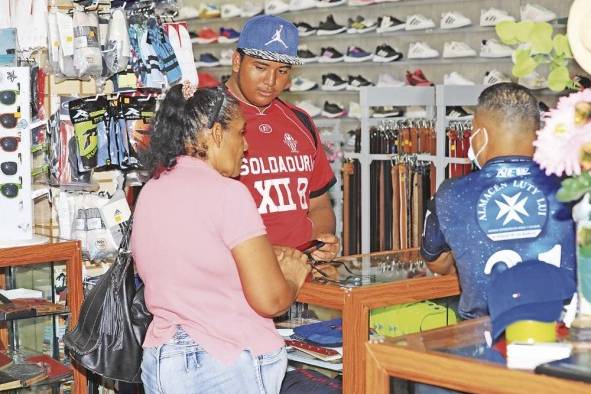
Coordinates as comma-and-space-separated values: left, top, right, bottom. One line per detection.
295, 22, 317, 36
288, 0, 319, 11
443, 41, 477, 58
377, 73, 405, 87
317, 0, 346, 8
221, 4, 242, 19
408, 42, 439, 59
290, 76, 318, 91
241, 1, 264, 17
480, 7, 515, 27
317, 15, 347, 35
321, 73, 348, 91
405, 14, 436, 31
518, 71, 547, 90
373, 44, 403, 62
520, 3, 557, 22
297, 46, 319, 63
347, 16, 377, 34
440, 11, 472, 29
483, 69, 512, 84
319, 47, 345, 63
480, 39, 513, 58
218, 27, 240, 43
265, 0, 290, 15
347, 74, 374, 90
376, 16, 405, 33
296, 100, 322, 117
322, 101, 347, 118
345, 46, 374, 62
444, 72, 475, 85
406, 69, 433, 86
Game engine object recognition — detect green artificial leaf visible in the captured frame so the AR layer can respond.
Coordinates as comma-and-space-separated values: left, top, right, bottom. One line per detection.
547, 66, 570, 91
557, 173, 591, 202
533, 54, 552, 64
512, 49, 538, 77
529, 22, 554, 54
496, 20, 519, 45
554, 34, 573, 58
515, 21, 535, 42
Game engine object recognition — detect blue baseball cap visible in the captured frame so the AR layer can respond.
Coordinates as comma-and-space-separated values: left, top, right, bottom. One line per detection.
487, 261, 576, 340
237, 15, 302, 65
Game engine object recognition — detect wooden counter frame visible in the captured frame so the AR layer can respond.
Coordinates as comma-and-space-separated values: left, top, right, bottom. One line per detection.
365, 318, 591, 394
0, 239, 86, 394
297, 255, 460, 394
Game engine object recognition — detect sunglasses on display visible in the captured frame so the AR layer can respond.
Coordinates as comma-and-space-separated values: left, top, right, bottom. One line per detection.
0, 90, 19, 106
0, 136, 20, 152
0, 161, 17, 176
0, 112, 20, 129
0, 177, 22, 199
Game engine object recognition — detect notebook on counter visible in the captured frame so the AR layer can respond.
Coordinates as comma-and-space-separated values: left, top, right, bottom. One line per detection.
534, 352, 591, 384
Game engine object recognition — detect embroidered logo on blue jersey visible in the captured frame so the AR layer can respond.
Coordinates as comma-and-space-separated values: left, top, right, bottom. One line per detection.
477, 180, 548, 241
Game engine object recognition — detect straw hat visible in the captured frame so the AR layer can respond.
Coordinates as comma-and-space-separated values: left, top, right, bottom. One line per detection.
568, 0, 591, 75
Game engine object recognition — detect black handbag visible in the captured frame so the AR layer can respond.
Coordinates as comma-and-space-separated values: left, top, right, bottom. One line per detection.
63, 218, 152, 383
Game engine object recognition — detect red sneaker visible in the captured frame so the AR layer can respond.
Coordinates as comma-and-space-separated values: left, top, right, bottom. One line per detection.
193, 27, 218, 44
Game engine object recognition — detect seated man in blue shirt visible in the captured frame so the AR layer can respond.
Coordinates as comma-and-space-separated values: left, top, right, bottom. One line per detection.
421, 82, 576, 320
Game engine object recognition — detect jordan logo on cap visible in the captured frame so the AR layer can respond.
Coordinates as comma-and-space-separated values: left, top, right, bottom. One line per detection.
265, 25, 288, 49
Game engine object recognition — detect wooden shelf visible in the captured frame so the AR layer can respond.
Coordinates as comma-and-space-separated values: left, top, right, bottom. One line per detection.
0, 239, 85, 394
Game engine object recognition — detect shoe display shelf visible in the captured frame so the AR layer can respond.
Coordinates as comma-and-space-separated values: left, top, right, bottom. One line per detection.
343, 84, 486, 254
186, 0, 574, 135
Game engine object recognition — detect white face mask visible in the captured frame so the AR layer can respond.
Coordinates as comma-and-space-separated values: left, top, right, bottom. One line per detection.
467, 128, 488, 169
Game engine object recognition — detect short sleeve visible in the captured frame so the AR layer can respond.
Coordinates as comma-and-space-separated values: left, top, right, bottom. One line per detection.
220, 180, 267, 249
309, 131, 337, 198
420, 197, 450, 261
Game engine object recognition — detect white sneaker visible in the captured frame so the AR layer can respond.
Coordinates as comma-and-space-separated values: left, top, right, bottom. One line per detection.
483, 69, 512, 85
241, 1, 264, 17
480, 8, 515, 27
377, 73, 405, 87
444, 72, 475, 85
443, 41, 477, 58
520, 4, 557, 22
440, 11, 472, 29
480, 39, 513, 58
221, 4, 242, 18
376, 16, 405, 33
289, 0, 318, 11
348, 102, 361, 119
406, 106, 427, 118
405, 14, 436, 31
408, 42, 439, 59
289, 76, 318, 91
519, 71, 547, 90
177, 6, 199, 20
296, 100, 322, 117
219, 49, 234, 66
317, 0, 346, 8
265, 0, 289, 15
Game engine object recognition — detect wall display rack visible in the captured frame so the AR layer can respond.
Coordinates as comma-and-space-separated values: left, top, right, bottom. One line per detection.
344, 84, 486, 254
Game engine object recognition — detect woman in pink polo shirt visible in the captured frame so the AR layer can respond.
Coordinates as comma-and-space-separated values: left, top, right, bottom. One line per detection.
132, 83, 311, 394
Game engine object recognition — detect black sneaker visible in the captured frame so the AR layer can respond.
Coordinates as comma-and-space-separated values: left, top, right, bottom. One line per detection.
319, 47, 344, 63
321, 73, 347, 91
373, 44, 403, 63
297, 46, 318, 63
322, 101, 346, 118
317, 15, 347, 35
376, 16, 406, 33
372, 106, 403, 118
296, 22, 317, 37
347, 75, 374, 91
446, 106, 472, 120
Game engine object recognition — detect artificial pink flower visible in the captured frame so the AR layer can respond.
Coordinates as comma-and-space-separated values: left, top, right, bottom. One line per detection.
534, 89, 591, 176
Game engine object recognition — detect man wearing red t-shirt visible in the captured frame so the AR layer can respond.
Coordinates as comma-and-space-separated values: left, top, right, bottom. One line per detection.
226, 15, 339, 260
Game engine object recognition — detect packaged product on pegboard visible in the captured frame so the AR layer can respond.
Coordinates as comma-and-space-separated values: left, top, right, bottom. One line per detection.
0, 67, 33, 244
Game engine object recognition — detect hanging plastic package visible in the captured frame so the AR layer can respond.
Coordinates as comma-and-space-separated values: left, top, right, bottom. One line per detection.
0, 28, 17, 66
113, 100, 131, 168
140, 28, 165, 89
68, 97, 109, 171
47, 9, 61, 74
164, 22, 198, 85
73, 10, 103, 78
147, 18, 182, 85
86, 206, 117, 261
104, 8, 131, 76
121, 95, 155, 168
57, 12, 77, 78
127, 23, 147, 87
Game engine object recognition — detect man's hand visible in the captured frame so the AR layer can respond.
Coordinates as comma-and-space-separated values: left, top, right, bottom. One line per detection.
426, 251, 457, 275
310, 233, 340, 262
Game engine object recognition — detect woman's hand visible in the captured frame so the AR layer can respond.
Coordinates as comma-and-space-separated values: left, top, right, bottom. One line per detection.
277, 247, 311, 293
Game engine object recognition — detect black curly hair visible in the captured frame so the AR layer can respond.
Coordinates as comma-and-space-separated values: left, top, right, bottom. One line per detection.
141, 85, 239, 178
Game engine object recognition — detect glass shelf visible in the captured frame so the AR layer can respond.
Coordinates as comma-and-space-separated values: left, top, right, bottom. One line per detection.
310, 249, 430, 288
